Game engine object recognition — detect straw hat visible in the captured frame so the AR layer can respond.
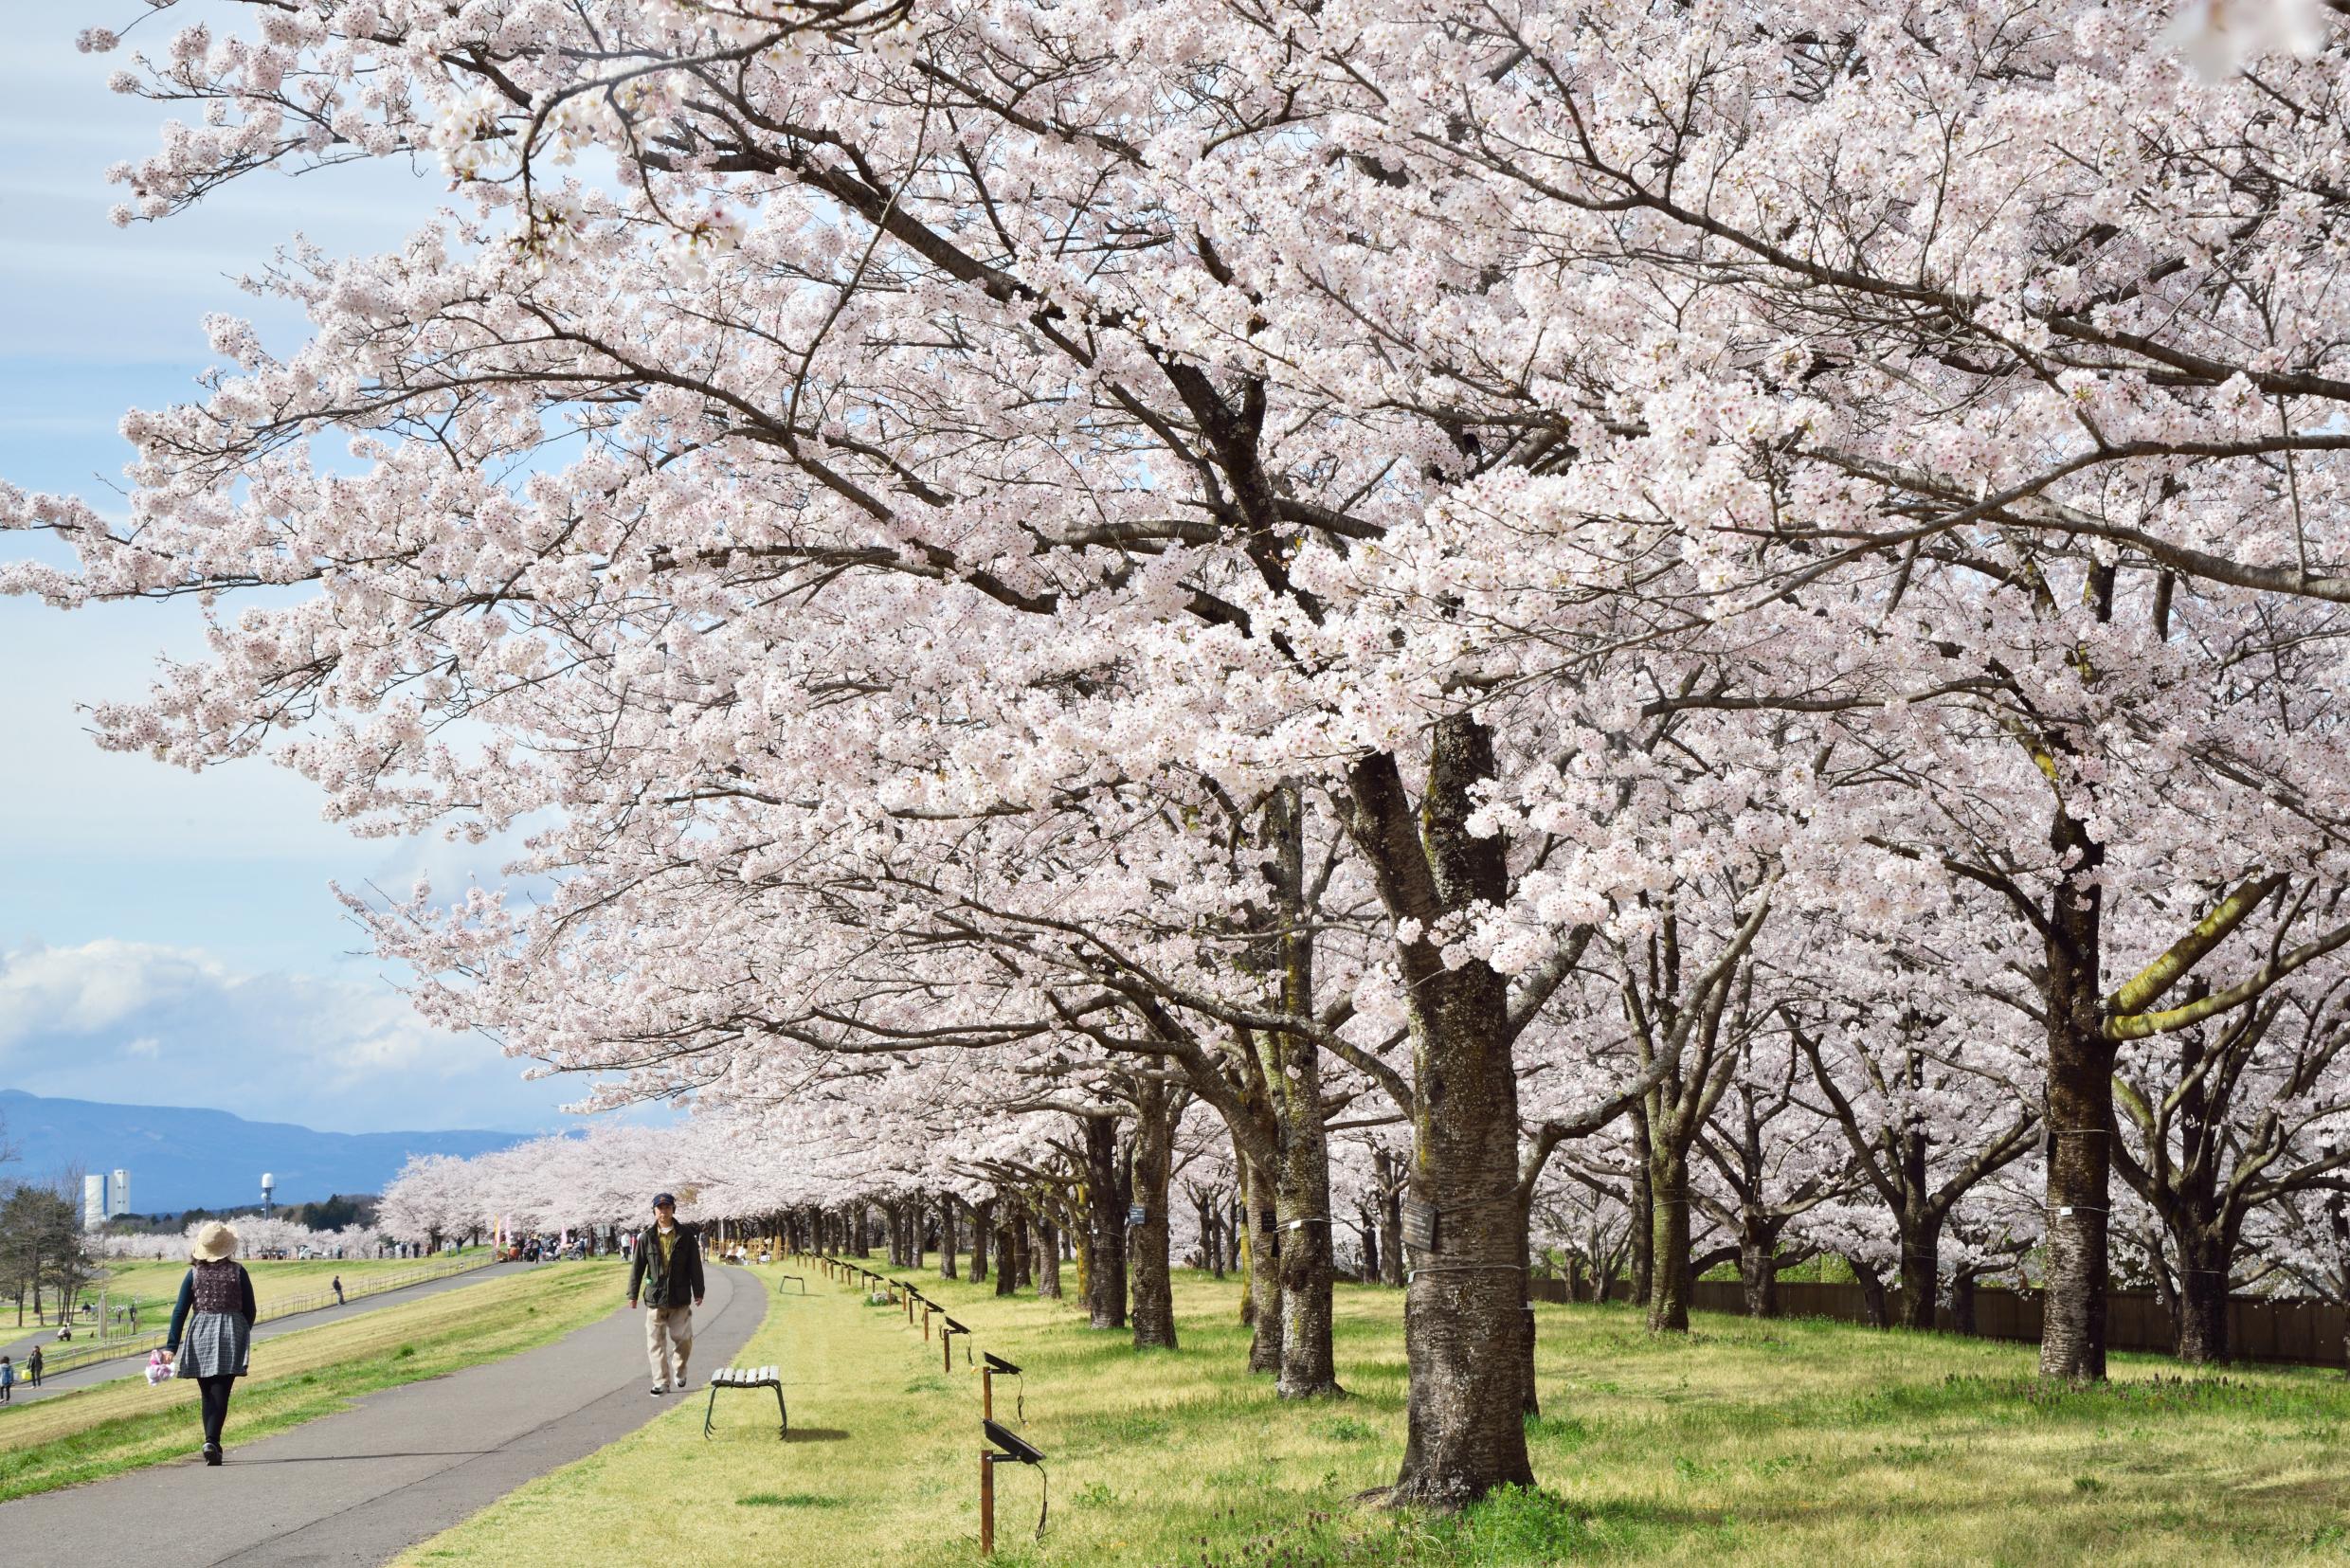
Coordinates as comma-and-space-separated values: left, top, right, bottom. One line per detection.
190, 1221, 240, 1262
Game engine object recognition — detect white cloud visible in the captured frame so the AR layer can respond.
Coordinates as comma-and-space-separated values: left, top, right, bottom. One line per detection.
0, 940, 565, 1132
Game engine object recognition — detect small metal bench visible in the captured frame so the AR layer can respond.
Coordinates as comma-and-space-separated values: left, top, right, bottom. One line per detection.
702, 1365, 786, 1440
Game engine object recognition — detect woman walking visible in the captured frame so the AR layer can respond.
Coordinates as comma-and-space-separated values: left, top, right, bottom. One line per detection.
160, 1221, 258, 1465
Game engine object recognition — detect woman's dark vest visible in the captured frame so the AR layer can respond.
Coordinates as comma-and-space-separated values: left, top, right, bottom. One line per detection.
192, 1260, 244, 1313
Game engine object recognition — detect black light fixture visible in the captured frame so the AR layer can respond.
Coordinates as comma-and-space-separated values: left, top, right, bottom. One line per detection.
984, 1418, 1041, 1465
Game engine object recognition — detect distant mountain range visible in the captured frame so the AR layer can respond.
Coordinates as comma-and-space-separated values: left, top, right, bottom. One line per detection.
0, 1089, 528, 1212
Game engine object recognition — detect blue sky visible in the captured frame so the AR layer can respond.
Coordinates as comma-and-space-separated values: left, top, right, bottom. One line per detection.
0, 3, 621, 1136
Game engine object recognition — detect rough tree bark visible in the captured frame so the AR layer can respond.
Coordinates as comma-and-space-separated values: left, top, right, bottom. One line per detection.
2039, 805, 2111, 1380
938, 1192, 958, 1280
1347, 722, 1533, 1505
1130, 1077, 1180, 1349
1080, 1114, 1130, 1330
1260, 783, 1341, 1397
1630, 1108, 1655, 1307
1378, 1149, 1406, 1288
1646, 1146, 1692, 1333
1035, 1208, 1063, 1299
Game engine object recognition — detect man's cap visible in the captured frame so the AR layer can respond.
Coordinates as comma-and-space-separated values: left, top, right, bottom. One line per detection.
653, 1192, 677, 1208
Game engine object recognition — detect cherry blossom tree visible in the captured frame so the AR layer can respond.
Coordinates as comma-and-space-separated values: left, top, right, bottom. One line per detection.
21, 0, 2350, 1506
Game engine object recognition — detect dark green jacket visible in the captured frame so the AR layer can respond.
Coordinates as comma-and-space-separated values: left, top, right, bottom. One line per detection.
628, 1222, 705, 1308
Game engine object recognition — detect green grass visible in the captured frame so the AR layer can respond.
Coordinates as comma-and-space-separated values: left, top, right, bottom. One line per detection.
389, 1263, 2350, 1567
0, 1261, 621, 1502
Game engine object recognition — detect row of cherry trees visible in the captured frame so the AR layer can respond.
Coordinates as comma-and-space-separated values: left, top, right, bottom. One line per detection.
14, 0, 2350, 1505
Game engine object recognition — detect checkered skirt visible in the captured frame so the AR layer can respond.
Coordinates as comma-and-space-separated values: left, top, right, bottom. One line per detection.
179, 1311, 250, 1379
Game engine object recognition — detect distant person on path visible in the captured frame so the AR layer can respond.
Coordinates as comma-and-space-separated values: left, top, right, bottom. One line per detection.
2, 1354, 14, 1402
626, 1193, 704, 1397
27, 1344, 42, 1386
332, 1275, 344, 1307
161, 1221, 259, 1467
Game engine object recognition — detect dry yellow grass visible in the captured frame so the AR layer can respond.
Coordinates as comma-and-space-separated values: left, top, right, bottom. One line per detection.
389, 1263, 2350, 1568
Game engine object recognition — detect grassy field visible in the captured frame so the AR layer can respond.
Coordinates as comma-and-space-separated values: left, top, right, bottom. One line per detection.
391, 1262, 2350, 1568
81, 1250, 489, 1318
0, 1261, 622, 1502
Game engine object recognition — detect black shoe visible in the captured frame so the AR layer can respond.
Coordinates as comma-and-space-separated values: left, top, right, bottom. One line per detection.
203, 1443, 222, 1466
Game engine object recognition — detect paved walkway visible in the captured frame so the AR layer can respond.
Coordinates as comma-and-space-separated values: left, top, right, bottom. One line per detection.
0, 1264, 767, 1567
0, 1262, 533, 1409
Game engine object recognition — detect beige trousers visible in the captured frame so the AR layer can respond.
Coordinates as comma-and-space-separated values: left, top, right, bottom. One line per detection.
645, 1305, 694, 1386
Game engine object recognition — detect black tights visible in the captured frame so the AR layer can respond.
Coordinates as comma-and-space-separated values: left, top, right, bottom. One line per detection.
198, 1375, 235, 1447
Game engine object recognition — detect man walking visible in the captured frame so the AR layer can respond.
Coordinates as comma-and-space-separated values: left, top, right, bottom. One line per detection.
626, 1193, 704, 1396
332, 1275, 344, 1307
27, 1344, 42, 1386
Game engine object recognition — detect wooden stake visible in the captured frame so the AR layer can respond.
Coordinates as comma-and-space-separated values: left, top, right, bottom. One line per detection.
980, 1451, 996, 1557
983, 1365, 994, 1422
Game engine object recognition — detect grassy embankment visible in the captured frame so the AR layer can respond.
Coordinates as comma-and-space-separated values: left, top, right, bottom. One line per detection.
74, 1250, 490, 1321
396, 1262, 2350, 1568
0, 1260, 622, 1502
11, 1252, 490, 1336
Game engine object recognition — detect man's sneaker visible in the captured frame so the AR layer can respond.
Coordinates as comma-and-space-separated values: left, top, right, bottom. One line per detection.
203, 1443, 222, 1466
649, 1383, 667, 1397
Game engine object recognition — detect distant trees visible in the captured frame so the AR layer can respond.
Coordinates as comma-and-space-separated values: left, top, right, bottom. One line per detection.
0, 1181, 90, 1326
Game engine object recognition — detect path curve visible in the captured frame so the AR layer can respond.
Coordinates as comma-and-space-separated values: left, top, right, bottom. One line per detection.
0, 1262, 535, 1409
0, 1263, 769, 1568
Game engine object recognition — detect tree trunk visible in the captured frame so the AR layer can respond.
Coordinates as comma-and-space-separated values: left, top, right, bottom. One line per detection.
2173, 1229, 2232, 1363
1130, 1080, 1180, 1349
1260, 782, 1342, 1397
939, 1193, 959, 1280
2039, 811, 2110, 1380
1631, 1107, 1655, 1307
1362, 723, 1536, 1506
1361, 1205, 1381, 1285
1895, 1209, 1943, 1331
1738, 1223, 1780, 1319
1949, 1270, 1979, 1337
1081, 1115, 1129, 1330
1849, 1253, 1889, 1328
1036, 1214, 1063, 1299
994, 1200, 1018, 1298
1242, 1154, 1283, 1372
971, 1199, 992, 1284
852, 1204, 870, 1257
1015, 1201, 1034, 1289
1380, 1156, 1406, 1288
1647, 1145, 1691, 1333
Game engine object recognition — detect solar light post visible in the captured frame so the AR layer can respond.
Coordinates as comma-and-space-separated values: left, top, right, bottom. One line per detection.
979, 1417, 1047, 1556
942, 1316, 969, 1373
983, 1351, 1023, 1423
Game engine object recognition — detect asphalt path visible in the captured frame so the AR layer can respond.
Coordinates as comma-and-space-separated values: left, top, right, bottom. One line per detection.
0, 1262, 533, 1409
0, 1263, 767, 1568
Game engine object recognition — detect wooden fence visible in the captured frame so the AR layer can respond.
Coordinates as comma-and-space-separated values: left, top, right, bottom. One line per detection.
1525, 1274, 2349, 1368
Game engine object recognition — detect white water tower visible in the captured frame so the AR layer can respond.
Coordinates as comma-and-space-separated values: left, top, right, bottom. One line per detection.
262, 1172, 275, 1216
